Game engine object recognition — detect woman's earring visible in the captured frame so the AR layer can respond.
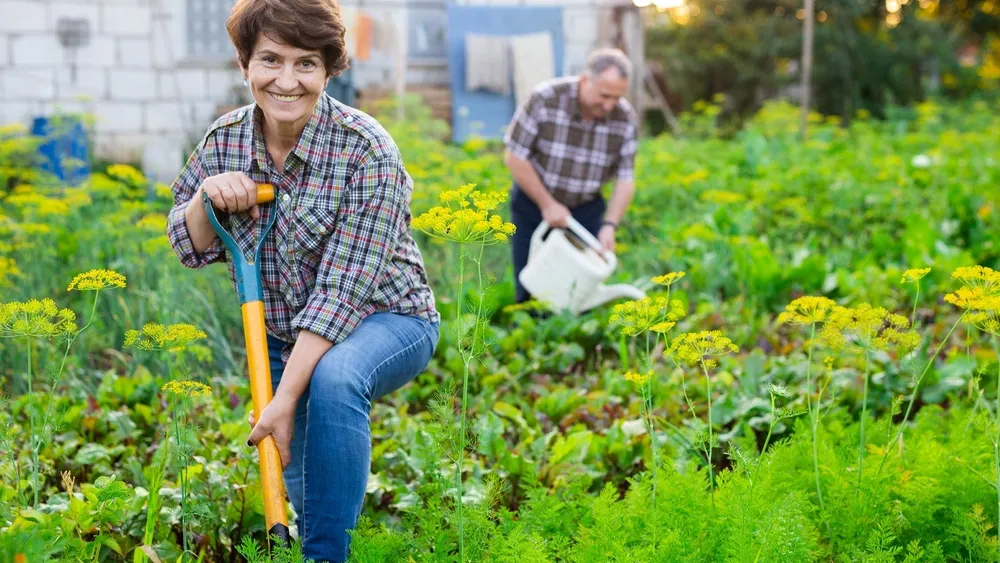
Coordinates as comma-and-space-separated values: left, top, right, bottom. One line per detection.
244, 78, 248, 86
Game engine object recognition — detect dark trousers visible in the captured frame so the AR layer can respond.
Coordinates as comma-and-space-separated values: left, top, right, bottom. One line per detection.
510, 183, 606, 304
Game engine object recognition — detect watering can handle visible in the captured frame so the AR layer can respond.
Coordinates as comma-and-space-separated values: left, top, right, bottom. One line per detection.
529, 217, 617, 267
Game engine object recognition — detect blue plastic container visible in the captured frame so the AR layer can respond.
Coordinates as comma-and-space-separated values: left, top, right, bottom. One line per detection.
31, 114, 91, 186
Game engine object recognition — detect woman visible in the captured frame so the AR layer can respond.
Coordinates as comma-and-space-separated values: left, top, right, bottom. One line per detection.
164, 0, 441, 559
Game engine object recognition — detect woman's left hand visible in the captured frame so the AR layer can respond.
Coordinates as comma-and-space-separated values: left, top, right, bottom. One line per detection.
246, 394, 297, 469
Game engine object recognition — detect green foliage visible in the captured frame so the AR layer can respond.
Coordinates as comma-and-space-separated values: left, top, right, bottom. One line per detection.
643, 0, 992, 129
2, 99, 1000, 561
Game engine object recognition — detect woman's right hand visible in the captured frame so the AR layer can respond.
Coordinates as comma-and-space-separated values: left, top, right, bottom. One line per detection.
200, 172, 261, 219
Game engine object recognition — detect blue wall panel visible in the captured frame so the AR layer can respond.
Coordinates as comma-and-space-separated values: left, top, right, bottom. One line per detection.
446, 4, 564, 143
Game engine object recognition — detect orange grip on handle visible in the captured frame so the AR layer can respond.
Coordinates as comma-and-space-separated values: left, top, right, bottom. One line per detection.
242, 300, 289, 540
257, 183, 275, 204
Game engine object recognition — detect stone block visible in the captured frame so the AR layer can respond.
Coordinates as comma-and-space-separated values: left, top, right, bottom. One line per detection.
75, 36, 117, 68
101, 4, 151, 36
157, 68, 208, 100
0, 101, 37, 124
118, 37, 153, 67
55, 68, 107, 100
109, 69, 157, 100
144, 100, 186, 133
0, 2, 48, 33
92, 101, 143, 133
11, 35, 63, 66
2, 69, 56, 99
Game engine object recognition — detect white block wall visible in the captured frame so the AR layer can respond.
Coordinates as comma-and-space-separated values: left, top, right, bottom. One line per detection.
0, 0, 243, 182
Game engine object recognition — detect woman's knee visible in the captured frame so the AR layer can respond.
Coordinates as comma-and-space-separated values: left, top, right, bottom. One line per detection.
309, 345, 372, 407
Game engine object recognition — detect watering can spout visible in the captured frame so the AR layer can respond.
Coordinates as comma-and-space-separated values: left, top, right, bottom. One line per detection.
575, 283, 647, 313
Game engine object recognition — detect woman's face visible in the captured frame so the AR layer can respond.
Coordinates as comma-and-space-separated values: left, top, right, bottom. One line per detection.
244, 33, 327, 129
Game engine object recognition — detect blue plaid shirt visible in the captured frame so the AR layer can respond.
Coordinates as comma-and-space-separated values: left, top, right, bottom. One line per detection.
166, 93, 439, 362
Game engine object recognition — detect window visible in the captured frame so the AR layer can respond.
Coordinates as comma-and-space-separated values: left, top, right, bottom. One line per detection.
186, 0, 237, 60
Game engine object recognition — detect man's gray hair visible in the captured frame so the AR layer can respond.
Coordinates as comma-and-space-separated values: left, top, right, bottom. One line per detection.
584, 48, 632, 80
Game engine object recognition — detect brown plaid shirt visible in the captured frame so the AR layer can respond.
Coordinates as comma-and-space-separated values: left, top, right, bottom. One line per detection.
503, 76, 638, 208
166, 93, 439, 362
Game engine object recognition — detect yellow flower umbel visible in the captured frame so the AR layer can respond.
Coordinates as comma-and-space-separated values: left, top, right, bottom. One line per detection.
105, 163, 147, 187
610, 296, 686, 337
623, 369, 652, 386
901, 267, 931, 284
0, 299, 78, 339
67, 268, 127, 292
412, 183, 516, 245
819, 303, 919, 353
651, 272, 685, 288
124, 323, 207, 351
162, 380, 212, 398
776, 296, 838, 326
666, 330, 739, 370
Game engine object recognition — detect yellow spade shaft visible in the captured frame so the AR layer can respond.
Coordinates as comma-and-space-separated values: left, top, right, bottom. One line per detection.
243, 299, 290, 541
244, 183, 290, 544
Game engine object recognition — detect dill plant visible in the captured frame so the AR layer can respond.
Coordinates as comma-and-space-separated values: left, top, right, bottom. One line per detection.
123, 322, 209, 558
0, 268, 125, 508
609, 271, 685, 530
411, 183, 516, 560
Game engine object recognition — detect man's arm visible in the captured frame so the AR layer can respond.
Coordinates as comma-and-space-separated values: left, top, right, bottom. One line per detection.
603, 179, 635, 226
503, 150, 561, 212
502, 93, 570, 227
597, 119, 639, 252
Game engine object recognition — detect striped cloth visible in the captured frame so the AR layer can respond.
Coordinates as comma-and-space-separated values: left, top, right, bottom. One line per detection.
166, 93, 439, 362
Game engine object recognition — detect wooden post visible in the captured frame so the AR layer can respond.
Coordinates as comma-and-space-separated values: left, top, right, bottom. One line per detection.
800, 0, 815, 139
395, 10, 408, 122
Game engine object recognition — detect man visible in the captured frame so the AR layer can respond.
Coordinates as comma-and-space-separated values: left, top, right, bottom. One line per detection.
503, 47, 639, 304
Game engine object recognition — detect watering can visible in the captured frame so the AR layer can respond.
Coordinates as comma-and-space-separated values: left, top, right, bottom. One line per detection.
518, 217, 646, 315
202, 183, 291, 549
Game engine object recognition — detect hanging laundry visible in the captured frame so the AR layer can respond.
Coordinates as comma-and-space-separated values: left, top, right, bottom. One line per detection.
510, 31, 555, 107
354, 11, 373, 61
464, 32, 511, 96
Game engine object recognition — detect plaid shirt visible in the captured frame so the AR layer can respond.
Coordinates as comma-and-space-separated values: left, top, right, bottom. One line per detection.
166, 93, 439, 362
503, 76, 638, 209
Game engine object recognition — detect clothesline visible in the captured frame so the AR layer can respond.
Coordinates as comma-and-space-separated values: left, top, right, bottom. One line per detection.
464, 31, 556, 107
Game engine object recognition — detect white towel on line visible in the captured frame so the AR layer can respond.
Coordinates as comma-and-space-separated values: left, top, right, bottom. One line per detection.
510, 32, 555, 108
464, 33, 512, 96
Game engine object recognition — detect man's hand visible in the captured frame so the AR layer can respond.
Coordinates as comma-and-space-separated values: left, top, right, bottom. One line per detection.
247, 394, 297, 469
542, 201, 570, 228
598, 224, 616, 254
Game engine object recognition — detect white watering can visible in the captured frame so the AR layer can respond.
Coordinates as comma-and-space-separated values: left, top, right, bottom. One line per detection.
518, 217, 646, 315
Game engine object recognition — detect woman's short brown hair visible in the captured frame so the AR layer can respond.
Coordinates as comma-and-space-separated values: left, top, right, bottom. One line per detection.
226, 0, 349, 77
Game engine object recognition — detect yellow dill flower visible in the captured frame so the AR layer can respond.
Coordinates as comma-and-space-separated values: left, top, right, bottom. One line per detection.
901, 268, 931, 284
700, 189, 745, 205
776, 296, 837, 325
819, 303, 918, 351
67, 269, 127, 291
651, 271, 685, 287
106, 164, 147, 186
944, 287, 1000, 311
968, 310, 1000, 336
951, 265, 1000, 293
0, 299, 78, 338
0, 257, 22, 288
162, 379, 212, 398
666, 330, 739, 369
412, 183, 516, 245
623, 370, 652, 386
5, 192, 70, 216
136, 213, 168, 232
610, 296, 685, 336
124, 322, 207, 351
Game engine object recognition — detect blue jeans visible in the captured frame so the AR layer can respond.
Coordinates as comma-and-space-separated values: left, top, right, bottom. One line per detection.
266, 312, 440, 562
